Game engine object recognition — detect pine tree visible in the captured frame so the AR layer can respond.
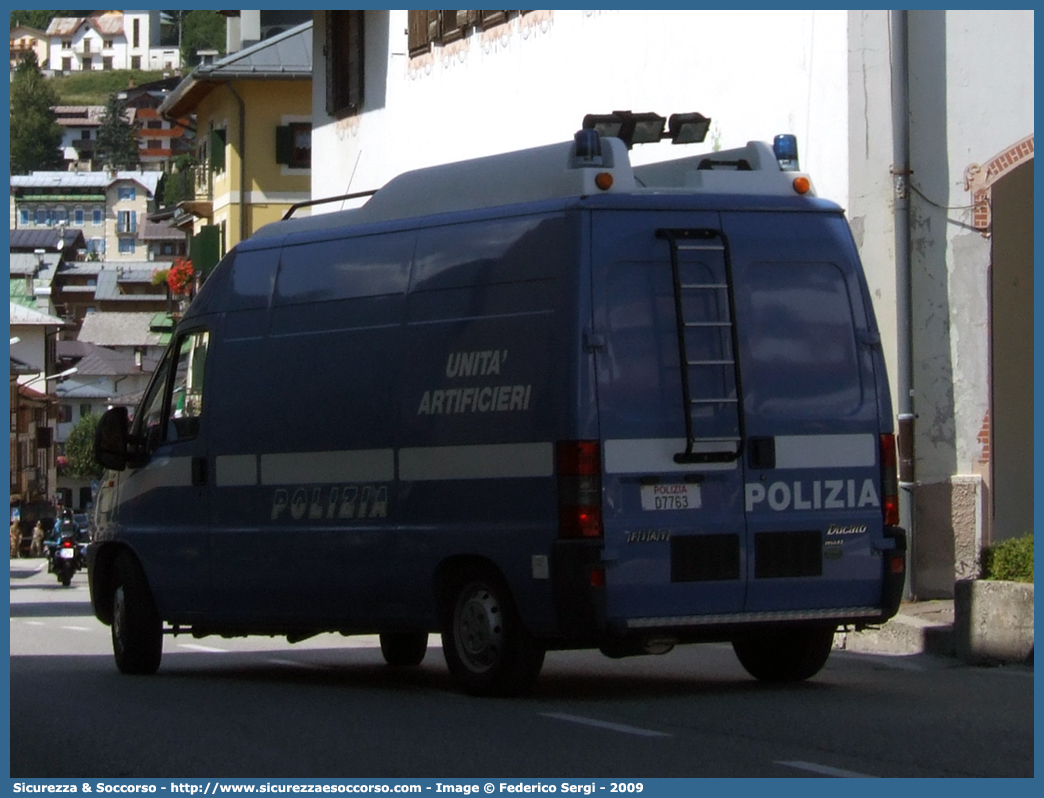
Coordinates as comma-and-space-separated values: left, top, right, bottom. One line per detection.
95, 93, 141, 172
9, 53, 63, 174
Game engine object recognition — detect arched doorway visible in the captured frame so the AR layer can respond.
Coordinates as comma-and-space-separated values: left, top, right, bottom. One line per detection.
967, 135, 1035, 543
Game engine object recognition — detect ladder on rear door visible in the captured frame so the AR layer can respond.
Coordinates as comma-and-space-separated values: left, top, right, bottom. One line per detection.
657, 228, 743, 464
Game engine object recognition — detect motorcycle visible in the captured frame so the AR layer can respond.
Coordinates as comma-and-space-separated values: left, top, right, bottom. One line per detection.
46, 531, 85, 587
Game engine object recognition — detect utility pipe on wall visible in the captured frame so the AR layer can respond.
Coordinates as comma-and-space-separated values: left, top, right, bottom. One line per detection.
890, 10, 916, 597
227, 83, 248, 247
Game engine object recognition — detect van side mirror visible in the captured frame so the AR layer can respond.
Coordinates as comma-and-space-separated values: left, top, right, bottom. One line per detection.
94, 407, 131, 471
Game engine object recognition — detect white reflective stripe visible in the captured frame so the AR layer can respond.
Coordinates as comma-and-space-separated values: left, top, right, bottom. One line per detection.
215, 454, 258, 486
399, 442, 553, 481
120, 455, 193, 504
778, 761, 877, 779
541, 712, 672, 738
774, 434, 876, 469
260, 449, 395, 485
604, 438, 738, 474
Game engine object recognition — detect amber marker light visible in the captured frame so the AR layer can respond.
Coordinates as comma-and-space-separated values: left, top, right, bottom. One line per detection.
792, 176, 811, 195
595, 172, 614, 190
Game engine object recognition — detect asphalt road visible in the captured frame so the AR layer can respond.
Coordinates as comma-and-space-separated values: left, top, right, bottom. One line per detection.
9, 558, 1034, 779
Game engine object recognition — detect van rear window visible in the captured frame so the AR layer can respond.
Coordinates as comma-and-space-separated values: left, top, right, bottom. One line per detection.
742, 262, 862, 418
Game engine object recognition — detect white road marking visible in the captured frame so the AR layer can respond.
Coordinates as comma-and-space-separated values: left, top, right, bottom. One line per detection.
777, 760, 876, 778
267, 658, 329, 671
540, 712, 671, 738
22, 620, 45, 626
177, 643, 228, 653
60, 625, 92, 632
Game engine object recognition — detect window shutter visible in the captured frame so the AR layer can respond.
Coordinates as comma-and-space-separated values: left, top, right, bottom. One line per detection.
326, 11, 365, 116
325, 12, 338, 115
407, 11, 429, 55
346, 12, 364, 111
441, 10, 463, 44
275, 125, 292, 165
210, 129, 225, 171
480, 11, 508, 30
191, 225, 222, 277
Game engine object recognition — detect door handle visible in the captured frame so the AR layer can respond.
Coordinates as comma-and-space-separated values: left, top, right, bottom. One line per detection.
191, 456, 208, 487
747, 437, 776, 470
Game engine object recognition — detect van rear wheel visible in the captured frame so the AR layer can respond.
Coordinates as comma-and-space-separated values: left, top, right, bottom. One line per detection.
111, 552, 163, 675
379, 632, 428, 666
441, 569, 545, 697
732, 625, 835, 683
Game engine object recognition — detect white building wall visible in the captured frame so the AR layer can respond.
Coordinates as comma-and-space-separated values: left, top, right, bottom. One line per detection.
848, 10, 1033, 594
920, 10, 1033, 479
312, 10, 850, 211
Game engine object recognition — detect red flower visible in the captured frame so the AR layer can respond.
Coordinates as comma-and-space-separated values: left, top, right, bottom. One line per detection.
167, 258, 195, 295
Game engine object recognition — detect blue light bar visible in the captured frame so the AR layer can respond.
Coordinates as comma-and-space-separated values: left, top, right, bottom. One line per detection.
773, 134, 799, 171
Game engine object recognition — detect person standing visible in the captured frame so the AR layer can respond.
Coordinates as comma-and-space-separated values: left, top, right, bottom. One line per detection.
10, 521, 21, 559
30, 521, 47, 558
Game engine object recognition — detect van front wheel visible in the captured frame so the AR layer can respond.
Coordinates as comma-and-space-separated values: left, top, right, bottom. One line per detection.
111, 552, 163, 675
732, 626, 835, 683
441, 570, 545, 697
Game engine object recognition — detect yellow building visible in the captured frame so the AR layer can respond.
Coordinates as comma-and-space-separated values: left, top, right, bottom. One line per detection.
159, 21, 312, 270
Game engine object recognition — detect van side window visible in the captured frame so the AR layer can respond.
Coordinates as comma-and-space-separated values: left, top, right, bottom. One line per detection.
138, 348, 173, 452
137, 331, 210, 452
169, 331, 209, 441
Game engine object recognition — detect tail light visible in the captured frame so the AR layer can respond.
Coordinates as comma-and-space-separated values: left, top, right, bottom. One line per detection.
61, 538, 74, 548
880, 434, 900, 526
557, 440, 603, 539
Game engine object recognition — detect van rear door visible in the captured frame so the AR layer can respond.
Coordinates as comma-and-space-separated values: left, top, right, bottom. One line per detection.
591, 210, 748, 623
724, 210, 887, 614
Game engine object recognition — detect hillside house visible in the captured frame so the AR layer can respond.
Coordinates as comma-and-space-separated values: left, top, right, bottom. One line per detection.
45, 11, 179, 73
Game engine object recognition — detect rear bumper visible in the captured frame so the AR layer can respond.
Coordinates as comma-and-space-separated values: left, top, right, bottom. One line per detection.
550, 527, 909, 643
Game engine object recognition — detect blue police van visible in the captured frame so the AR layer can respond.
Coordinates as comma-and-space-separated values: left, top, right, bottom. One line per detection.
91, 119, 906, 696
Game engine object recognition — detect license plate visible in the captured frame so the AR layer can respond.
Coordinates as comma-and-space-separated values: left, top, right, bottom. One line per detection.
59, 548, 75, 559
641, 483, 701, 511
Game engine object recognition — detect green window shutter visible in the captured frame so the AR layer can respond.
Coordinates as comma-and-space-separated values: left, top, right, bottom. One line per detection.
275, 125, 292, 165
210, 129, 226, 171
191, 225, 221, 278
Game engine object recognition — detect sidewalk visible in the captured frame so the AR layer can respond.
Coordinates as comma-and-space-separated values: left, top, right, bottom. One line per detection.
834, 600, 955, 657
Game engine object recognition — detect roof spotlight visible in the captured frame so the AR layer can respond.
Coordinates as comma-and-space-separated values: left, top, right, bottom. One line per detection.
582, 111, 666, 149
668, 113, 712, 144
583, 111, 711, 148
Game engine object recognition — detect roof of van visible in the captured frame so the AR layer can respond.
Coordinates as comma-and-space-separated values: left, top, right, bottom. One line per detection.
250, 136, 828, 241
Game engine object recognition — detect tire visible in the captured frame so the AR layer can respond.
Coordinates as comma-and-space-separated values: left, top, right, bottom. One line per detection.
59, 568, 72, 587
441, 568, 545, 697
732, 626, 836, 683
111, 552, 163, 675
379, 632, 429, 667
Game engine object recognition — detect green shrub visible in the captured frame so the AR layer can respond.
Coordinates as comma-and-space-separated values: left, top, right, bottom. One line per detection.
981, 534, 1034, 583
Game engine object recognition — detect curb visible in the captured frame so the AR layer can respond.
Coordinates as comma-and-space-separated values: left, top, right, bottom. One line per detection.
834, 602, 955, 657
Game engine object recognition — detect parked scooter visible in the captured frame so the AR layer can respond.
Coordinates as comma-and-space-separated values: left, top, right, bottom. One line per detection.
46, 524, 85, 587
